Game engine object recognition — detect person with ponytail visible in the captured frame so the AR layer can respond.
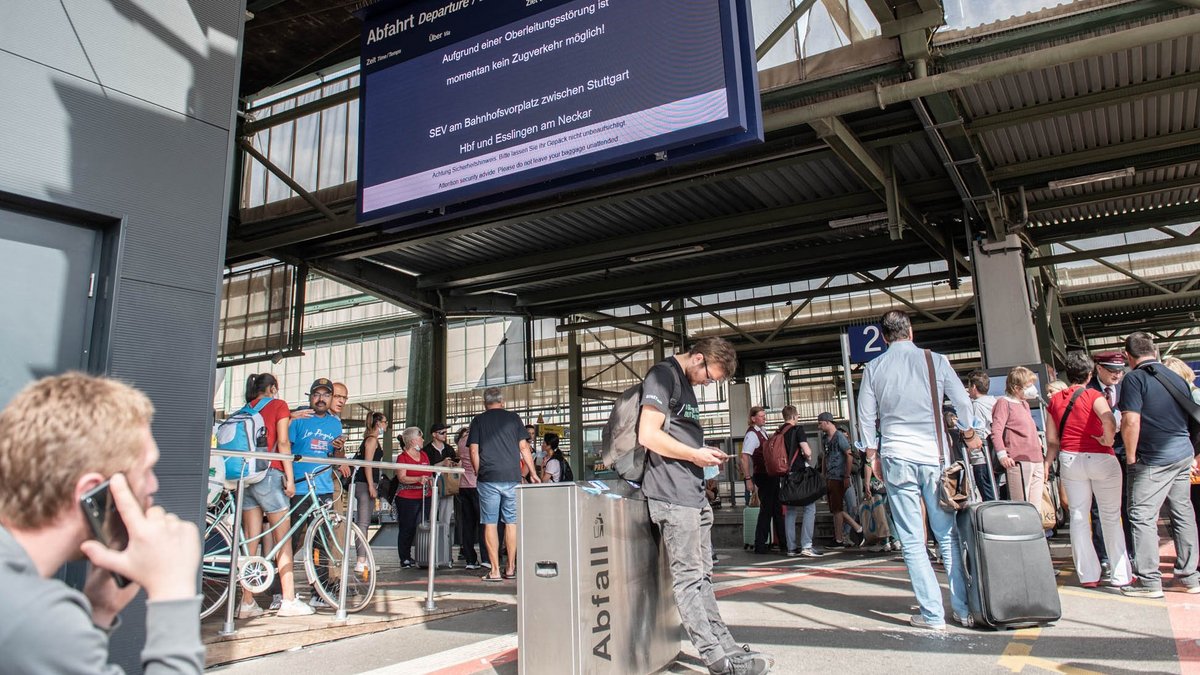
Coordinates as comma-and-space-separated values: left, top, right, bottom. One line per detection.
237, 373, 313, 618
352, 412, 388, 572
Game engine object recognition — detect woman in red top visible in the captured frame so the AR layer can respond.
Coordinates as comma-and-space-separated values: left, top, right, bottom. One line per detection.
1045, 352, 1128, 588
394, 426, 433, 568
237, 373, 312, 617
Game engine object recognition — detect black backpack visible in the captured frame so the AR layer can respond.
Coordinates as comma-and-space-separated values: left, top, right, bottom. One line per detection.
554, 450, 574, 482
601, 364, 682, 482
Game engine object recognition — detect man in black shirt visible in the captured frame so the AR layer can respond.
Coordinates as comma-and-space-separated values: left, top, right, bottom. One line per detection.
1118, 332, 1199, 598
638, 337, 773, 675
468, 388, 540, 581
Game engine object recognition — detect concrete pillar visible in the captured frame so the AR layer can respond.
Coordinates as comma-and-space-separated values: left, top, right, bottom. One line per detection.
405, 318, 447, 431
973, 235, 1040, 369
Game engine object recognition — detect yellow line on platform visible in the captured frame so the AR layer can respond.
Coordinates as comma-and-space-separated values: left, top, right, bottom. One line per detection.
998, 641, 1104, 674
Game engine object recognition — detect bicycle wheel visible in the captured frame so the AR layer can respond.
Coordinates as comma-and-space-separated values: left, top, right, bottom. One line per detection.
200, 513, 234, 619
303, 517, 376, 612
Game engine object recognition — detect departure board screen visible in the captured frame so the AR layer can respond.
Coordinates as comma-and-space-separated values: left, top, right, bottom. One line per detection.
357, 0, 760, 225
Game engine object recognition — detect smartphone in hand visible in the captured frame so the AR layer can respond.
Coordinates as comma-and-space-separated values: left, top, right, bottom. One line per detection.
80, 480, 130, 587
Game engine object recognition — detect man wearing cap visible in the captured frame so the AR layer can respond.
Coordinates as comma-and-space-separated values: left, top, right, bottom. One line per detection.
1088, 351, 1132, 570
818, 412, 863, 548
424, 423, 458, 536
289, 378, 344, 608
1118, 332, 1200, 597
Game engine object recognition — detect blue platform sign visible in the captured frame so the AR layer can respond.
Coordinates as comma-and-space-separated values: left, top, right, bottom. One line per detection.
847, 324, 887, 364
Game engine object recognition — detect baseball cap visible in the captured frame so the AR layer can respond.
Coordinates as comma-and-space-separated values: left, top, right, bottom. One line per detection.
431, 423, 450, 433
817, 412, 835, 423
1094, 351, 1126, 371
309, 377, 334, 394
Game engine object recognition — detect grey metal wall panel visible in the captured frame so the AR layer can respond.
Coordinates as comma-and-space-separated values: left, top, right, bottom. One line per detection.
60, 0, 242, 128
0, 52, 232, 294
0, 1, 95, 79
0, 0, 244, 671
108, 278, 215, 496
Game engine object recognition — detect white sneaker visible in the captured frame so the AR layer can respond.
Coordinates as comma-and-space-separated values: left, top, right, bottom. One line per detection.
269, 594, 283, 611
237, 601, 264, 619
308, 594, 330, 609
354, 561, 367, 574
277, 597, 315, 617
799, 548, 822, 558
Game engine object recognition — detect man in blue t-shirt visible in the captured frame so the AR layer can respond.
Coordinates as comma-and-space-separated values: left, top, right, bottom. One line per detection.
288, 378, 344, 607
1118, 332, 1199, 598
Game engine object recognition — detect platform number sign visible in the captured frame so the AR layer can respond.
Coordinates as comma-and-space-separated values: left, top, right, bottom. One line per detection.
848, 324, 887, 364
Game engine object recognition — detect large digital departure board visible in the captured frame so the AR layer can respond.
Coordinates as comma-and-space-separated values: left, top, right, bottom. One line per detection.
357, 0, 761, 226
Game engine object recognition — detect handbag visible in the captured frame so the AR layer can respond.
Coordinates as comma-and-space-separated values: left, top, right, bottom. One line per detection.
441, 472, 461, 497
779, 444, 827, 506
927, 350, 970, 511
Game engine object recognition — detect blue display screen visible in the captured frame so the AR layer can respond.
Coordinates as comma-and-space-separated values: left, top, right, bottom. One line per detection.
356, 0, 761, 226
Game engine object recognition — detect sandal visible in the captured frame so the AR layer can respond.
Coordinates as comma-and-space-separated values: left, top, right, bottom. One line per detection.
502, 569, 517, 579
482, 574, 503, 583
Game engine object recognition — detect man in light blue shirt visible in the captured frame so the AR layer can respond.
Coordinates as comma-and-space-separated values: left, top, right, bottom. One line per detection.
857, 311, 982, 630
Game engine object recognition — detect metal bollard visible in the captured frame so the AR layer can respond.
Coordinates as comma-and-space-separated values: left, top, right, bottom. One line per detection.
335, 468, 357, 621
218, 471, 247, 636
426, 474, 440, 611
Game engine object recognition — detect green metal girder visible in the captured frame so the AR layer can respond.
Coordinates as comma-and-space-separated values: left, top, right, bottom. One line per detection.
935, 1, 1183, 64
310, 258, 439, 316
424, 183, 957, 292
968, 70, 1200, 136
1027, 175, 1200, 215
989, 129, 1200, 184
1027, 232, 1200, 267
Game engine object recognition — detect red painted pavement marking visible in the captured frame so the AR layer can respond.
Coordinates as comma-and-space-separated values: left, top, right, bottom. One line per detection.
1160, 540, 1200, 674
425, 648, 519, 675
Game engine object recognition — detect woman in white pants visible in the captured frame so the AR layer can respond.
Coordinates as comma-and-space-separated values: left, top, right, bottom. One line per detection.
1044, 352, 1130, 588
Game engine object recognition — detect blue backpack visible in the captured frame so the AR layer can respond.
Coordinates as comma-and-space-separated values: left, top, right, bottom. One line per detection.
216, 398, 272, 483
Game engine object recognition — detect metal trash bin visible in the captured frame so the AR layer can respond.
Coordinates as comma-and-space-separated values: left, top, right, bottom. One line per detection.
518, 480, 680, 674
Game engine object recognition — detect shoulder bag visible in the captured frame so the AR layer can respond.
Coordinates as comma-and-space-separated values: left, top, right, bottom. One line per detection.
928, 349, 970, 511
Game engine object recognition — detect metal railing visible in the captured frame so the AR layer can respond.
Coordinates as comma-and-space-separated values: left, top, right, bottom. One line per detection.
209, 448, 465, 635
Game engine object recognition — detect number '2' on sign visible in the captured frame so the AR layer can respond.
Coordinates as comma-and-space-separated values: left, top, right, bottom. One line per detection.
848, 324, 887, 364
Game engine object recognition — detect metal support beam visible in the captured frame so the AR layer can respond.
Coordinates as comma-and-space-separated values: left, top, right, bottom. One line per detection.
990, 128, 1200, 183
1026, 233, 1200, 267
581, 332, 649, 382
1060, 291, 1200, 315
756, 0, 819, 60
763, 13, 1200, 132
309, 258, 438, 316
556, 271, 950, 332
243, 86, 360, 135
969, 70, 1200, 136
855, 271, 945, 323
238, 139, 340, 223
567, 331, 585, 480
1056, 243, 1175, 295
810, 116, 963, 264
764, 277, 834, 342
690, 299, 761, 344
576, 311, 681, 343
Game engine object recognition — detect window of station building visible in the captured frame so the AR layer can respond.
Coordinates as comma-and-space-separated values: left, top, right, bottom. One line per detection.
446, 316, 532, 392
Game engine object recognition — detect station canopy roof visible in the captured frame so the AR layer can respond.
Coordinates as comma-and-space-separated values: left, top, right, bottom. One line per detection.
231, 0, 1200, 362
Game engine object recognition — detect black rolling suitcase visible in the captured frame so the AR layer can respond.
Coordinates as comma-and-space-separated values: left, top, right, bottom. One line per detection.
955, 444, 1061, 629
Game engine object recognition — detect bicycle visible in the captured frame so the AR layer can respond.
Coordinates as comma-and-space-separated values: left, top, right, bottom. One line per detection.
200, 466, 376, 619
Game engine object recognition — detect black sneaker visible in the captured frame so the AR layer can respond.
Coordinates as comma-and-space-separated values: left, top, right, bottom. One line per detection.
709, 654, 771, 675
401, 559, 415, 569
732, 644, 775, 668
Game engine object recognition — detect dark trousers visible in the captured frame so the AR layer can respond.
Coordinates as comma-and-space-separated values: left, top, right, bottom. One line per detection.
972, 464, 996, 501
395, 496, 430, 563
1092, 457, 1133, 563
267, 492, 329, 595
456, 488, 480, 564
752, 474, 785, 551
